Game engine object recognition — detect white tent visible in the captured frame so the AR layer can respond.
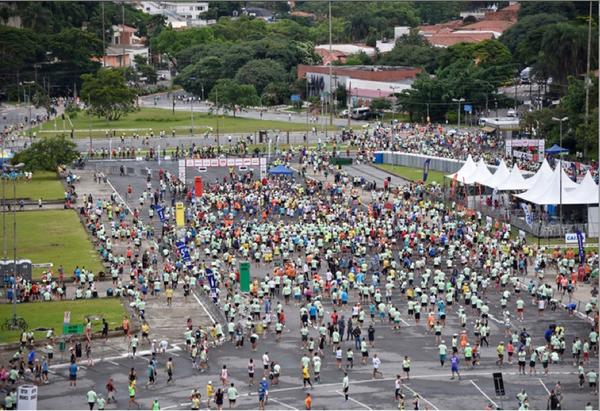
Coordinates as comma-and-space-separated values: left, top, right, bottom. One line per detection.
466, 159, 494, 185
446, 155, 476, 182
497, 164, 529, 191
482, 159, 510, 188
565, 171, 599, 205
522, 158, 553, 190
516, 165, 580, 205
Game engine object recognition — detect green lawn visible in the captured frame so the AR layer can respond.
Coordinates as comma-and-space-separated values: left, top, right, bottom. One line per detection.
33, 108, 335, 138
3, 171, 64, 201
0, 209, 103, 279
0, 299, 127, 343
375, 164, 446, 185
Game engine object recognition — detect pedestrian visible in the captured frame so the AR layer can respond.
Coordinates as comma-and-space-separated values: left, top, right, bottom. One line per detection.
372, 353, 383, 378
69, 360, 78, 387
220, 365, 228, 386
342, 372, 349, 401
402, 356, 411, 380
86, 388, 97, 410
450, 354, 461, 380
106, 378, 116, 404
215, 388, 224, 411
227, 383, 238, 409
248, 358, 255, 386
166, 357, 173, 384
302, 365, 313, 389
439, 341, 447, 366
128, 382, 139, 409
304, 393, 312, 410
395, 374, 402, 402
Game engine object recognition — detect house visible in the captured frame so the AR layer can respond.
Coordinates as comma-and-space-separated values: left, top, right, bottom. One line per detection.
139, 1, 213, 27
315, 44, 376, 65
92, 24, 148, 68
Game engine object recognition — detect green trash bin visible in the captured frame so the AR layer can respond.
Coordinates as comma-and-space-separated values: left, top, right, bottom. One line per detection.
59, 341, 66, 352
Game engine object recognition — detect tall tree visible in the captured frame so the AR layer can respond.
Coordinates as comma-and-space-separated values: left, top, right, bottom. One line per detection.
80, 69, 137, 121
13, 135, 79, 171
209, 79, 259, 116
234, 59, 288, 95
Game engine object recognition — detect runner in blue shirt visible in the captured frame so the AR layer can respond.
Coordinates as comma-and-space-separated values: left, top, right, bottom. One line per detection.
69, 361, 78, 387
450, 354, 461, 380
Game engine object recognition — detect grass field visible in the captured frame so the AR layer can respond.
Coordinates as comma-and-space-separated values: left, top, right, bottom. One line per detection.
0, 209, 103, 278
375, 163, 446, 185
3, 171, 64, 201
34, 108, 335, 138
0, 299, 126, 343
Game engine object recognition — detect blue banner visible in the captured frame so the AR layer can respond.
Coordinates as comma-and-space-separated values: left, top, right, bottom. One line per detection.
176, 241, 191, 266
521, 203, 533, 227
463, 104, 472, 113
156, 204, 165, 223
423, 158, 431, 182
205, 268, 217, 291
576, 229, 585, 263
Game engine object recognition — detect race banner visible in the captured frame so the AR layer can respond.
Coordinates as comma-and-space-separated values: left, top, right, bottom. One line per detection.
521, 203, 533, 227
156, 204, 165, 223
576, 229, 586, 263
422, 158, 431, 182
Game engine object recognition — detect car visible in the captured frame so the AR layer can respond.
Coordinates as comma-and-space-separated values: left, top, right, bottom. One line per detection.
159, 74, 167, 81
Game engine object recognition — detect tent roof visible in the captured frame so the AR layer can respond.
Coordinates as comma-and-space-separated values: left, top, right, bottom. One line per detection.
545, 144, 569, 154
497, 164, 529, 191
565, 171, 599, 205
482, 159, 510, 188
267, 164, 293, 175
515, 165, 580, 205
446, 155, 477, 182
521, 158, 553, 190
467, 159, 493, 185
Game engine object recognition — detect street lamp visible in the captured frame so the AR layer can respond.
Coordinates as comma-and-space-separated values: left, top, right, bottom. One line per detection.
3, 162, 24, 330
552, 116, 568, 228
452, 98, 465, 128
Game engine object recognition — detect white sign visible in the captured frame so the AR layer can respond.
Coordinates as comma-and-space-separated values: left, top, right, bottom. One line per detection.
565, 232, 585, 244
17, 385, 37, 410
63, 311, 71, 324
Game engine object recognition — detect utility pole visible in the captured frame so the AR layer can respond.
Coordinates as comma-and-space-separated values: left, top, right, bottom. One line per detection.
583, 0, 593, 159
306, 76, 309, 147
101, 1, 106, 67
552, 116, 568, 230
328, 0, 333, 126
216, 88, 219, 145
121, 1, 126, 67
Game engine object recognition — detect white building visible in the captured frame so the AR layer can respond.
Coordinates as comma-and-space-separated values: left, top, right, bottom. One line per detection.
139, 1, 213, 27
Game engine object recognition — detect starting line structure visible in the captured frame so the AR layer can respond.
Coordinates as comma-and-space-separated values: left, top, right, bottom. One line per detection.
178, 157, 267, 181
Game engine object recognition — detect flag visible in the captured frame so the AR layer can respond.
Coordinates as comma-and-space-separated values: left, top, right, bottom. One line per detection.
176, 241, 192, 268
576, 229, 585, 263
156, 204, 165, 223
450, 174, 458, 196
422, 158, 431, 182
521, 203, 533, 227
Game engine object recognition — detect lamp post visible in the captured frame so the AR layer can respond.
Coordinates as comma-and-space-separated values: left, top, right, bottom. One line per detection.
3, 162, 24, 329
452, 98, 465, 128
552, 116, 568, 229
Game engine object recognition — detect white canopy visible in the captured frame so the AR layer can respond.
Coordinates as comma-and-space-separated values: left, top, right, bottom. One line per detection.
497, 164, 529, 191
565, 171, 599, 205
482, 159, 510, 188
515, 165, 580, 205
446, 155, 476, 182
521, 158, 553, 190
467, 159, 494, 185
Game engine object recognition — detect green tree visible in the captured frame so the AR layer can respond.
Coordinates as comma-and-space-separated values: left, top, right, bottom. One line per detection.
261, 82, 290, 106
175, 55, 224, 96
13, 135, 79, 171
369, 98, 392, 111
209, 79, 259, 116
138, 64, 157, 84
234, 59, 288, 95
150, 26, 215, 69
80, 69, 137, 121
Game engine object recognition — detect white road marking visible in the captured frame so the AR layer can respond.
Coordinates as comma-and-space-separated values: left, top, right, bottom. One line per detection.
400, 318, 410, 326
269, 398, 298, 410
469, 380, 499, 409
191, 290, 217, 325
538, 378, 551, 394
162, 405, 179, 410
107, 360, 120, 366
402, 384, 439, 411
335, 390, 373, 410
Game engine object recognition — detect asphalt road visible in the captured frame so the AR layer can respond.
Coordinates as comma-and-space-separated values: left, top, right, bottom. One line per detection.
31, 161, 598, 411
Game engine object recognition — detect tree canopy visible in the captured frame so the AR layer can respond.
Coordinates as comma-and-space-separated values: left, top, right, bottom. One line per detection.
13, 135, 79, 171
81, 69, 137, 121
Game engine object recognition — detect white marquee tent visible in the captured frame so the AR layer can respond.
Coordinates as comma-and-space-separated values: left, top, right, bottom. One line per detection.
516, 165, 581, 205
497, 164, 529, 191
467, 159, 494, 185
482, 159, 510, 188
446, 155, 476, 182
521, 158, 553, 190
564, 171, 599, 205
